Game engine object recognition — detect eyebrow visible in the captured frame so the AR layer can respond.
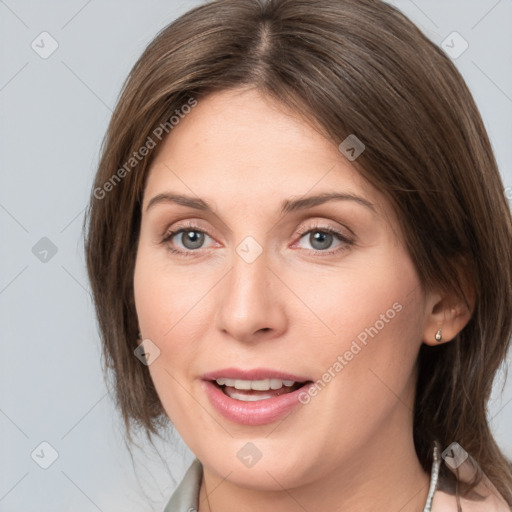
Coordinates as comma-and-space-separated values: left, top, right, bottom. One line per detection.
145, 191, 376, 215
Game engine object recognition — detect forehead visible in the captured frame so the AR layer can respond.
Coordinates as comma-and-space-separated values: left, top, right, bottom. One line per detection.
143, 88, 383, 214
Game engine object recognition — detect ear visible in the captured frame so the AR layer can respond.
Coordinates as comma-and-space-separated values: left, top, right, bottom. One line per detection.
422, 260, 475, 346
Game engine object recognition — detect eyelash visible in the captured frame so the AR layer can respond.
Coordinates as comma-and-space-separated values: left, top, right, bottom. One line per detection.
160, 221, 354, 258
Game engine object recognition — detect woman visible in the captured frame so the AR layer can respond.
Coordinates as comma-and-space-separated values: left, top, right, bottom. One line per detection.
84, 0, 512, 510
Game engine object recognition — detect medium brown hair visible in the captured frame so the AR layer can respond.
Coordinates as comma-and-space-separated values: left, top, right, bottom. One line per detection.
84, 0, 512, 502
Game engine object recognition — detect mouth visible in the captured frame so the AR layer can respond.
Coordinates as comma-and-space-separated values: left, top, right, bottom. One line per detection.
211, 378, 307, 401
201, 368, 314, 425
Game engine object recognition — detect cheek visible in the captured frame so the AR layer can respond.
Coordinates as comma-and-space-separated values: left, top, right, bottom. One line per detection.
291, 245, 424, 421
133, 251, 200, 431
288, 244, 422, 356
133, 245, 203, 344
133, 245, 215, 401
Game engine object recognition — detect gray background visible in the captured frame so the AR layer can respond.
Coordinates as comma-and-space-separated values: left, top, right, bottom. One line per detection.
1, 1, 511, 510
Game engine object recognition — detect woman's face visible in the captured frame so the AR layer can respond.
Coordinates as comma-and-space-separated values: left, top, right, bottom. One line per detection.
134, 87, 431, 489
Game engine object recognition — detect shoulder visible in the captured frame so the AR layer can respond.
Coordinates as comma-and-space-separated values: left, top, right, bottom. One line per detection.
162, 458, 203, 512
432, 489, 511, 512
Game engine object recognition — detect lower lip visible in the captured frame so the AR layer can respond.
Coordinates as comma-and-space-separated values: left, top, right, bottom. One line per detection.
203, 380, 311, 426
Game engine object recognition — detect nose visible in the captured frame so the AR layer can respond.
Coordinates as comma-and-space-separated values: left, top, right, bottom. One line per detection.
215, 246, 288, 343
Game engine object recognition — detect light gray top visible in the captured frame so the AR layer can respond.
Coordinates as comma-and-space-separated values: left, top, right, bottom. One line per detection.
163, 458, 202, 512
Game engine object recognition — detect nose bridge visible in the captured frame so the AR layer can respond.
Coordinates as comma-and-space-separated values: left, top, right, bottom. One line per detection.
215, 237, 286, 341
227, 242, 272, 315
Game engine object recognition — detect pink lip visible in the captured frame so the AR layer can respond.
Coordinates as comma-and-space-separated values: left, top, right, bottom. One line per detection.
201, 367, 313, 426
201, 367, 310, 382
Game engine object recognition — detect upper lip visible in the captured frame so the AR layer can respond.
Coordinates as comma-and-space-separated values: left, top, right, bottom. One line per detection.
201, 367, 311, 382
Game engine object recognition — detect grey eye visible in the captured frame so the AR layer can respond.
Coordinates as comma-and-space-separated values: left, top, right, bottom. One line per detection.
179, 230, 205, 250
305, 231, 335, 250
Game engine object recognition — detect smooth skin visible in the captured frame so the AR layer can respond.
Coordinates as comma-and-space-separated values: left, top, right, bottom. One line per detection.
133, 87, 472, 512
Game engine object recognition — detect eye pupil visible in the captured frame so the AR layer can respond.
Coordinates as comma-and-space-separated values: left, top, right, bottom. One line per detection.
310, 231, 332, 250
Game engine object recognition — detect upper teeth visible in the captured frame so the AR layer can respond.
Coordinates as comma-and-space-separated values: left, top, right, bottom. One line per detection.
215, 378, 296, 390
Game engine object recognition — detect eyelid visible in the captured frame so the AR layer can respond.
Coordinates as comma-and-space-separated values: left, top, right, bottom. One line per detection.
295, 220, 353, 239
160, 219, 211, 240
161, 217, 352, 239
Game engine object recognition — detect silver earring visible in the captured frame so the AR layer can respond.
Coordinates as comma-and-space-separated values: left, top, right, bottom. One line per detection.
435, 329, 442, 342
137, 332, 142, 340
